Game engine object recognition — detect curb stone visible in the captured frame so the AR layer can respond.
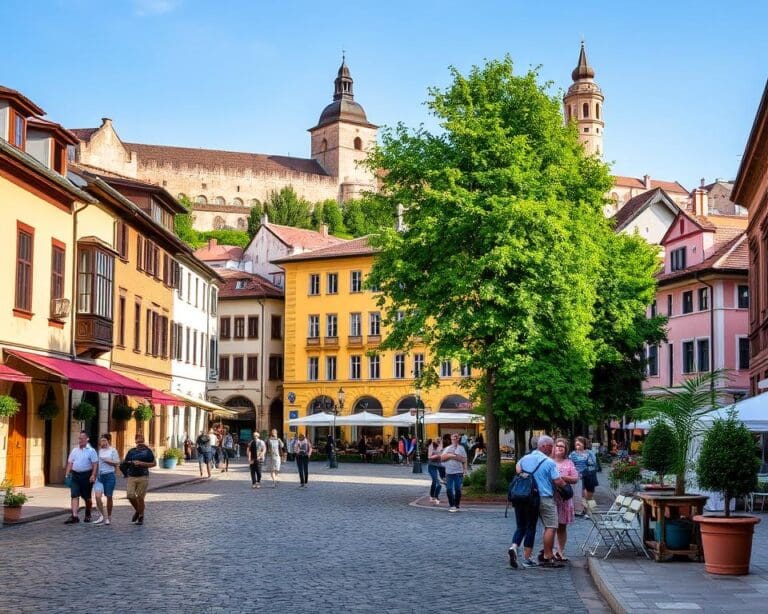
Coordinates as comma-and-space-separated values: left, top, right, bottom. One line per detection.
587, 556, 627, 614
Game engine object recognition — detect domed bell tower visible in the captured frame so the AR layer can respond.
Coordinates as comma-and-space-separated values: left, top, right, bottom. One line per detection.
309, 57, 378, 201
563, 42, 604, 158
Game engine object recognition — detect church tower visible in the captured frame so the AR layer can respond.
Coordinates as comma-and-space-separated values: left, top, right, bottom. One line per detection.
563, 42, 604, 157
309, 58, 378, 201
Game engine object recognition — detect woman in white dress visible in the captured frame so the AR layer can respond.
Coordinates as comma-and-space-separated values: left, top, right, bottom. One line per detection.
265, 429, 285, 487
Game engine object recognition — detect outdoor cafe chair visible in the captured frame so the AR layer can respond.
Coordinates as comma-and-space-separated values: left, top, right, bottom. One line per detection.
581, 497, 648, 559
580, 496, 631, 554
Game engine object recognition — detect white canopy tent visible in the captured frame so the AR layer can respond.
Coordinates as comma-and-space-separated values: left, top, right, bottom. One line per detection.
287, 412, 336, 426
703, 392, 768, 431
383, 412, 484, 425
334, 411, 392, 427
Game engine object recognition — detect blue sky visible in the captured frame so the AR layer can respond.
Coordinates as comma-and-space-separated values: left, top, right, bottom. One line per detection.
4, 0, 767, 190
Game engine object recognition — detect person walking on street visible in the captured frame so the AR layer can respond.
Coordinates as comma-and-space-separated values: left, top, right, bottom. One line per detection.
294, 433, 312, 487
427, 437, 444, 505
441, 433, 467, 512
552, 438, 579, 562
93, 434, 120, 525
569, 436, 598, 516
208, 427, 219, 469
221, 427, 234, 473
398, 436, 407, 465
248, 432, 266, 488
265, 429, 285, 487
64, 431, 99, 524
196, 430, 212, 478
287, 434, 297, 462
124, 434, 157, 526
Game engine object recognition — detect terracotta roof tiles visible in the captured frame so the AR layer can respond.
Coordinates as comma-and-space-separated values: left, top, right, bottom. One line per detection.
613, 175, 689, 194
657, 233, 748, 283
193, 242, 244, 262
265, 223, 347, 251
217, 270, 283, 299
273, 236, 376, 263
70, 128, 99, 142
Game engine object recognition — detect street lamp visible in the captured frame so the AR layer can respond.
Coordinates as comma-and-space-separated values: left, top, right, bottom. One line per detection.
412, 386, 424, 474
329, 387, 345, 469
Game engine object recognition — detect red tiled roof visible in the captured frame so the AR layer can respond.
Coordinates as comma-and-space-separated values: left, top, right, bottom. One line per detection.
613, 175, 689, 194
27, 116, 80, 145
69, 128, 99, 142
273, 236, 376, 263
612, 188, 681, 230
193, 242, 244, 262
217, 270, 283, 299
123, 142, 330, 177
265, 223, 347, 251
0, 85, 45, 116
657, 233, 748, 283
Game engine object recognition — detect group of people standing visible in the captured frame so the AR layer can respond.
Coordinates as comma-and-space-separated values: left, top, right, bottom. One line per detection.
508, 435, 599, 569
425, 433, 469, 512
64, 431, 155, 526
194, 425, 236, 477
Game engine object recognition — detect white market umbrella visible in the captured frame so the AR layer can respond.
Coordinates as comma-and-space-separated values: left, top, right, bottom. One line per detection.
334, 411, 392, 426
384, 413, 415, 426
702, 392, 768, 432
423, 412, 484, 424
288, 412, 336, 426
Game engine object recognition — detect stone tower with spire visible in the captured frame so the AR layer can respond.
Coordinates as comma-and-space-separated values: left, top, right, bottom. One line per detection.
309, 57, 378, 201
563, 42, 604, 157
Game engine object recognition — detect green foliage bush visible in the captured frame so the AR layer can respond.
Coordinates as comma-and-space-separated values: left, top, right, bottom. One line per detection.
0, 395, 21, 418
72, 401, 97, 422
642, 421, 677, 484
465, 462, 516, 493
37, 399, 59, 420
162, 447, 184, 463
133, 404, 154, 422
112, 403, 133, 421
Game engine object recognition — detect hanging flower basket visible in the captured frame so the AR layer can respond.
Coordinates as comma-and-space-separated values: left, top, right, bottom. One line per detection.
133, 404, 154, 422
111, 403, 133, 422
72, 401, 97, 422
38, 399, 60, 421
0, 395, 21, 418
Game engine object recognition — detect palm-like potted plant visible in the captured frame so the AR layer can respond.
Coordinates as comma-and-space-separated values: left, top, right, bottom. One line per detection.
1, 478, 29, 524
693, 409, 761, 575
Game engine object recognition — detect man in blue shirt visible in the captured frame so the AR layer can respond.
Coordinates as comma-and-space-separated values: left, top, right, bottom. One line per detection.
512, 435, 566, 568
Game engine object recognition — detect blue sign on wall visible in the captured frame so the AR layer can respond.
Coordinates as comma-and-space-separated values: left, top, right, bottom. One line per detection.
289, 410, 298, 420
288, 392, 296, 404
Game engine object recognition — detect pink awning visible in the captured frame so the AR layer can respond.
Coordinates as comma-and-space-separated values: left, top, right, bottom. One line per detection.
6, 350, 152, 397
146, 389, 185, 406
0, 364, 32, 383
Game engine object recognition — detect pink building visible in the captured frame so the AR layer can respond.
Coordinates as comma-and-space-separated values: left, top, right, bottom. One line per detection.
643, 194, 750, 400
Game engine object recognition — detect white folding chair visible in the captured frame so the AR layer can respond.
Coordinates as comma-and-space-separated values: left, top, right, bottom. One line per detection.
601, 498, 650, 559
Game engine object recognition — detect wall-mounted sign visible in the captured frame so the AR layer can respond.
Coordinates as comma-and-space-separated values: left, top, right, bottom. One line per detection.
289, 410, 298, 420
287, 392, 296, 404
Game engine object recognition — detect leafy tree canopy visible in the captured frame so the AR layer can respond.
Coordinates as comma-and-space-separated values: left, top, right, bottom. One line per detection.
263, 186, 312, 228
247, 202, 262, 239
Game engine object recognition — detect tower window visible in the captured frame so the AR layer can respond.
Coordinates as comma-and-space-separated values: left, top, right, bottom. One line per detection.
566, 106, 571, 121
596, 103, 601, 119
583, 127, 589, 133
353, 137, 362, 150
583, 102, 589, 118
320, 138, 327, 153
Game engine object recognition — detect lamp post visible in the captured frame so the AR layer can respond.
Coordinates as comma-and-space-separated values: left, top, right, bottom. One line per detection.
329, 387, 345, 469
412, 386, 423, 474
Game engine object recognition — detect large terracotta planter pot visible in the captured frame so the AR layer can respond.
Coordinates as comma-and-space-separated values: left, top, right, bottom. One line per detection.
3, 505, 22, 524
694, 515, 761, 575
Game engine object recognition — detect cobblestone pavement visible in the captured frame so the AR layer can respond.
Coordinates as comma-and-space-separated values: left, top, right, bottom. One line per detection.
0, 462, 608, 614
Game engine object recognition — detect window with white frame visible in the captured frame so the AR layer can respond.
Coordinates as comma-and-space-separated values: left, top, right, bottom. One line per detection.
326, 356, 337, 381
309, 273, 320, 296
670, 247, 686, 272
460, 362, 471, 377
441, 360, 452, 377
350, 355, 361, 380
369, 312, 381, 336
326, 314, 338, 337
698, 287, 709, 311
350, 312, 361, 336
368, 355, 380, 379
327, 273, 338, 294
394, 354, 405, 379
308, 357, 319, 381
308, 315, 320, 338
351, 270, 363, 293
413, 353, 425, 377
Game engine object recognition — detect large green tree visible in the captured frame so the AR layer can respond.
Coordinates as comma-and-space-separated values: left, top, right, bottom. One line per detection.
247, 201, 262, 239
263, 186, 312, 228
366, 57, 656, 490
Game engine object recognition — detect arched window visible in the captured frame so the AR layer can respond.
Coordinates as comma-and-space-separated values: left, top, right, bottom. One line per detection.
195, 195, 208, 205
213, 216, 225, 230
320, 138, 328, 153
236, 217, 247, 230
596, 103, 601, 120
565, 106, 571, 121
232, 197, 243, 207
353, 137, 363, 150
214, 196, 226, 206
582, 102, 589, 118
250, 199, 261, 208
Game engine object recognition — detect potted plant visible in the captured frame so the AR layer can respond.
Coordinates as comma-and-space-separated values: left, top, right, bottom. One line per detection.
693, 410, 761, 575
642, 421, 676, 490
133, 403, 154, 422
0, 395, 20, 418
72, 401, 97, 422
1, 479, 29, 524
111, 402, 133, 422
609, 456, 642, 494
38, 399, 59, 421
162, 447, 184, 469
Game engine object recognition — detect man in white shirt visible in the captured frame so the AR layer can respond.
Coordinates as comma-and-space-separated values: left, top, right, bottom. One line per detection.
64, 431, 99, 524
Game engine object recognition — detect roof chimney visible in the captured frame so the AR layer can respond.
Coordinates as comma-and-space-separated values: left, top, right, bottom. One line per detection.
643, 174, 652, 190
208, 238, 218, 249
320, 223, 329, 238
101, 117, 112, 128
700, 177, 706, 187
693, 188, 709, 217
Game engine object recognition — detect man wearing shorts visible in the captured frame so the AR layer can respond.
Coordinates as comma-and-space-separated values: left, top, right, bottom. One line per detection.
196, 430, 212, 478
124, 434, 156, 525
515, 435, 567, 567
64, 431, 99, 524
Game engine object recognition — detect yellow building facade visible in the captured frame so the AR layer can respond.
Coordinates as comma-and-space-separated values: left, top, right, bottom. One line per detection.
276, 238, 478, 445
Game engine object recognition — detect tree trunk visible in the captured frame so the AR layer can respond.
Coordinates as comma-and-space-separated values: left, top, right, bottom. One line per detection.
484, 375, 502, 492
724, 495, 731, 518
514, 423, 526, 462
675, 471, 685, 496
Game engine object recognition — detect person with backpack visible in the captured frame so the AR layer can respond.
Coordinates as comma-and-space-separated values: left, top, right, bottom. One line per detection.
196, 430, 212, 478
508, 435, 567, 568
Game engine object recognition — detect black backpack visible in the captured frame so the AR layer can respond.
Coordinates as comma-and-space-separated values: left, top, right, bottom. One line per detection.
504, 458, 546, 517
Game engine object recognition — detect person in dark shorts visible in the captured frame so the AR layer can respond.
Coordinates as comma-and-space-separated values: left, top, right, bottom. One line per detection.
124, 434, 156, 525
247, 431, 266, 488
196, 430, 212, 478
64, 431, 99, 524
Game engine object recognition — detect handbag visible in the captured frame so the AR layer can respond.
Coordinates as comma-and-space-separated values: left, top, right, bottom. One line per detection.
557, 483, 574, 501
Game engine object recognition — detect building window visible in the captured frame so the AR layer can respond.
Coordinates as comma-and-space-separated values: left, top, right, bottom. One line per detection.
650, 300, 657, 318
50, 241, 65, 306
647, 345, 659, 377
350, 313, 361, 336
191, 330, 197, 365
441, 360, 452, 377
670, 247, 686, 272
682, 341, 695, 374
697, 339, 710, 372
368, 355, 380, 379
369, 312, 381, 336
327, 273, 338, 294
596, 103, 601, 120
354, 136, 363, 150
268, 355, 283, 380
247, 316, 259, 339
77, 246, 114, 319
210, 287, 218, 315
271, 315, 282, 340
219, 356, 230, 381
460, 362, 471, 377
327, 314, 338, 337
351, 271, 363, 293
308, 315, 320, 338
115, 222, 128, 260
582, 102, 589, 118
739, 337, 750, 370
11, 112, 26, 149
413, 353, 425, 377
247, 356, 258, 380
394, 354, 406, 379
308, 357, 319, 381
682, 291, 693, 314
667, 294, 673, 316
118, 295, 126, 347
184, 326, 190, 362
350, 355, 361, 380
698, 288, 709, 311
738, 285, 749, 309
326, 356, 337, 381
233, 356, 244, 380
134, 301, 141, 352
220, 317, 231, 339
309, 274, 320, 296
15, 223, 34, 313
234, 316, 245, 339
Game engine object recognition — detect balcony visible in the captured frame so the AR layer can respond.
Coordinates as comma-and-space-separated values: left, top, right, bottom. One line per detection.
324, 336, 339, 348
347, 335, 363, 347
306, 336, 321, 347
75, 314, 113, 357
367, 334, 381, 347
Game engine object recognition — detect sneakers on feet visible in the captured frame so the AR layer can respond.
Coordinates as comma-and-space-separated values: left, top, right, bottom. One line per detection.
131, 511, 139, 523
105, 518, 111, 525
256, 483, 261, 489
136, 516, 144, 526
433, 499, 440, 505
64, 516, 79, 524
508, 547, 519, 569
83, 516, 92, 523
252, 484, 257, 489
521, 558, 538, 568
448, 506, 458, 513
93, 515, 104, 525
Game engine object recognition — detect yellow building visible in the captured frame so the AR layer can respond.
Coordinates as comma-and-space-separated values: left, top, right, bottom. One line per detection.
275, 237, 478, 446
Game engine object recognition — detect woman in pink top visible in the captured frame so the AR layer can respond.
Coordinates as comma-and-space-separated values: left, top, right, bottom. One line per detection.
552, 437, 579, 561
